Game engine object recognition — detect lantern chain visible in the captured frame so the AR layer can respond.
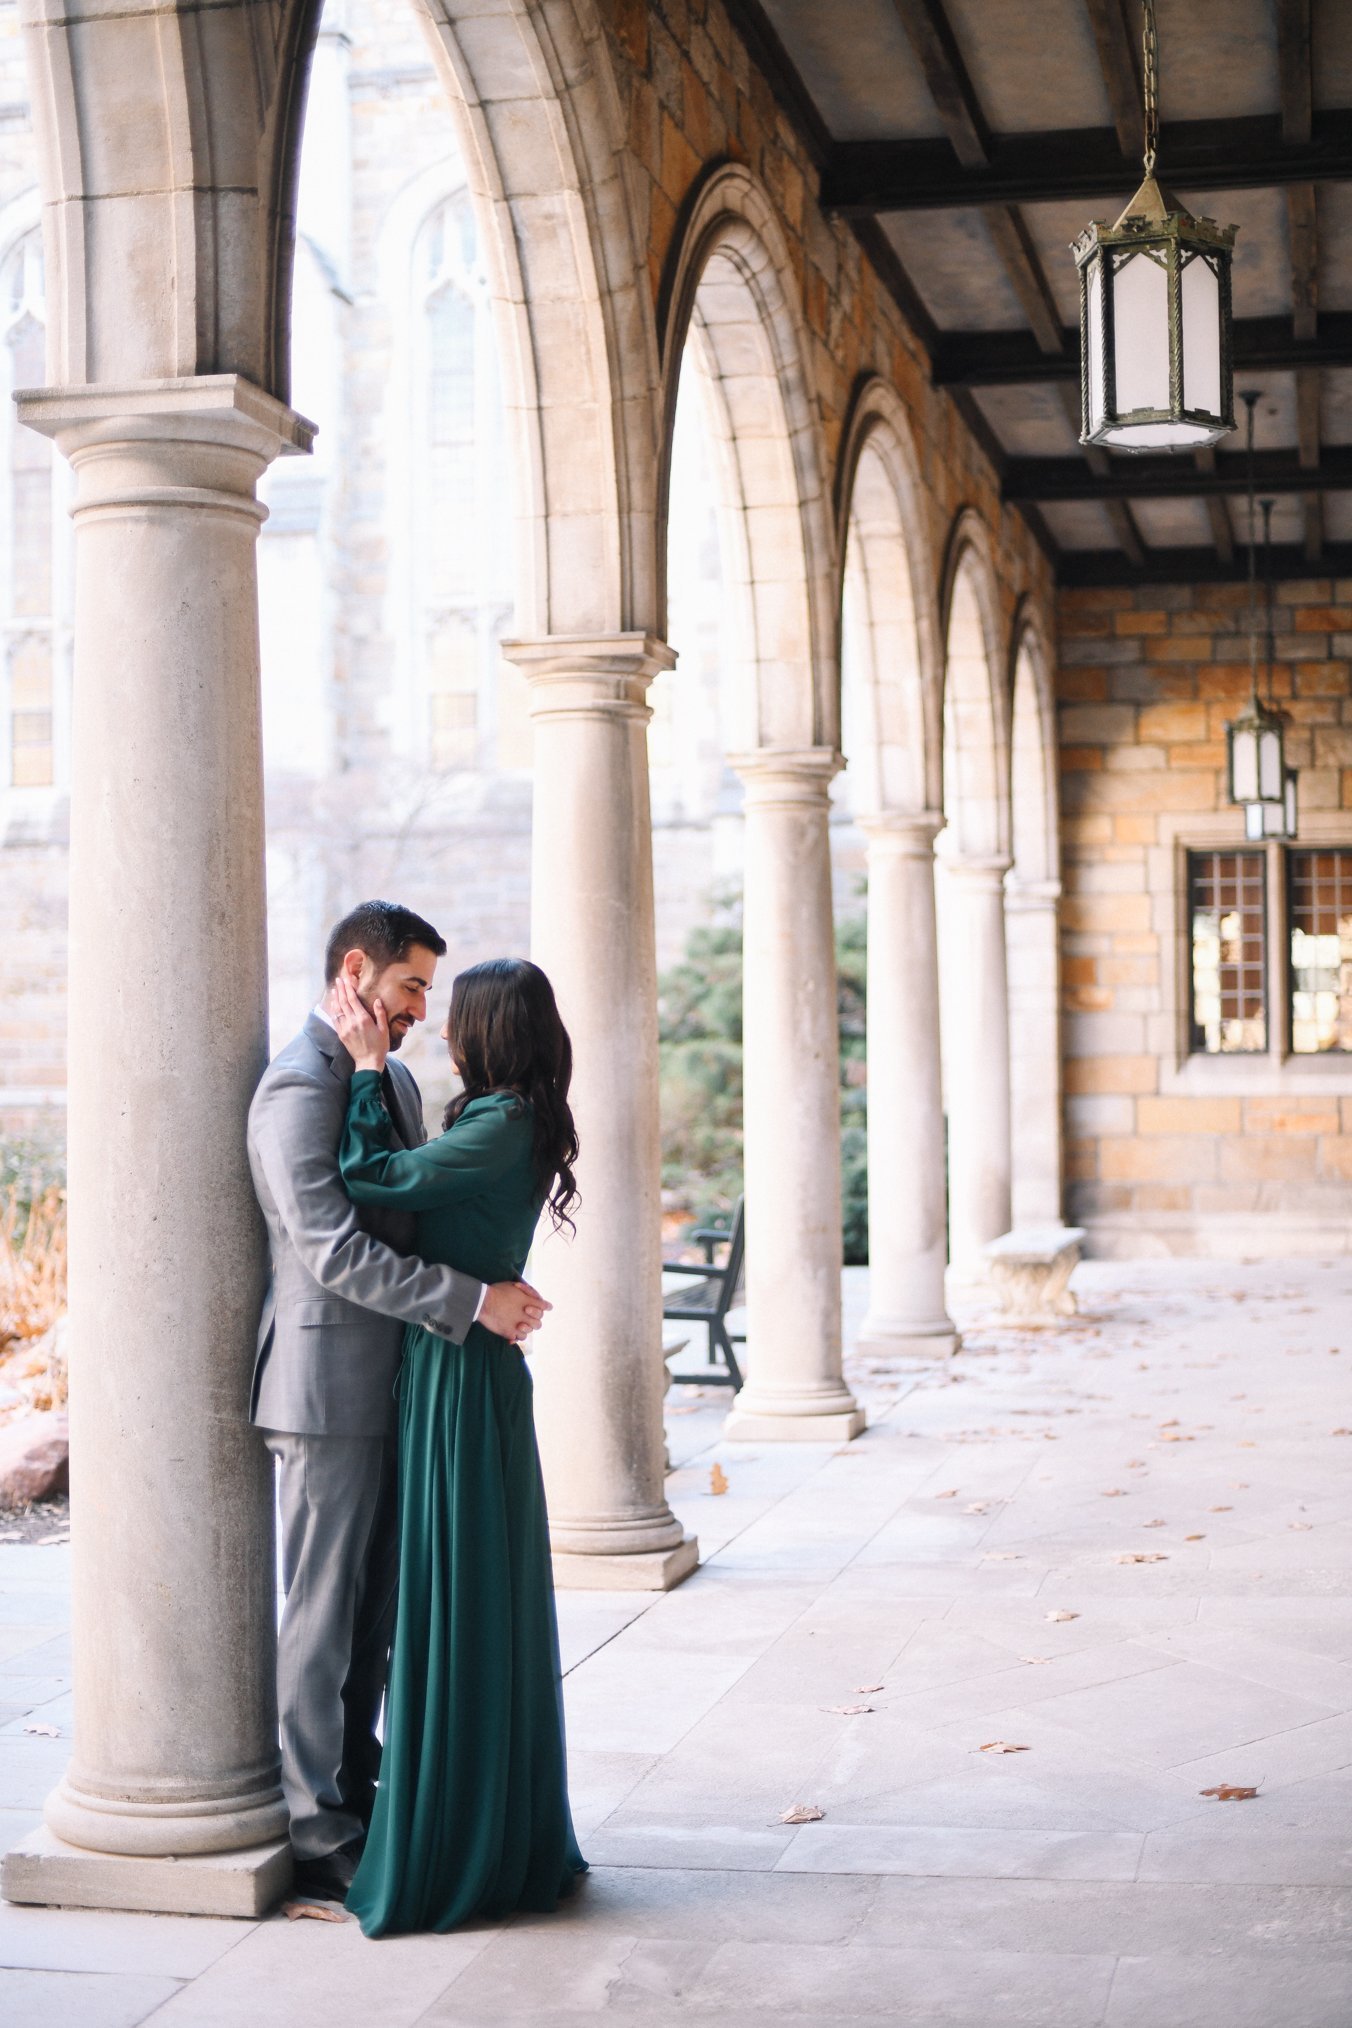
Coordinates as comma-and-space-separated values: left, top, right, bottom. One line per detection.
1141, 0, 1159, 178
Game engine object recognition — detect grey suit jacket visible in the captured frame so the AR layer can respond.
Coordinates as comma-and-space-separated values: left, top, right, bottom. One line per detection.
246, 1012, 483, 1436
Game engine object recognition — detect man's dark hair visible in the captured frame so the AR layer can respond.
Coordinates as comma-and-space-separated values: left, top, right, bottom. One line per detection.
324, 900, 447, 984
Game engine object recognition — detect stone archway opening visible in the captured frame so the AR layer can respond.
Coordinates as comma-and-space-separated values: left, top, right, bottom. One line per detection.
938, 539, 1013, 1278
1008, 625, 1065, 1229
837, 410, 956, 1360
656, 171, 861, 1445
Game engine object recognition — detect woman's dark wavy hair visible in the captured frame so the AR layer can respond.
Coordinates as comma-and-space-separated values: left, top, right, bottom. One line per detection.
441, 958, 579, 1232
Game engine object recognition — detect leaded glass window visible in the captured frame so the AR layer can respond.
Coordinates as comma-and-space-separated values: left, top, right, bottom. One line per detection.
413, 191, 516, 772
1188, 850, 1267, 1054
1289, 849, 1352, 1054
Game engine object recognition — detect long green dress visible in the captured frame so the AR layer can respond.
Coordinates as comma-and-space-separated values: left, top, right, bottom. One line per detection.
337, 1071, 587, 1936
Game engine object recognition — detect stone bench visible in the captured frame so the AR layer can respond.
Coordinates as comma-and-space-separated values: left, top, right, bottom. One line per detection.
984, 1226, 1087, 1323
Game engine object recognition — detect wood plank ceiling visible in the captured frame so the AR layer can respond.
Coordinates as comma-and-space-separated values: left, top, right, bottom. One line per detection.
728, 0, 1352, 587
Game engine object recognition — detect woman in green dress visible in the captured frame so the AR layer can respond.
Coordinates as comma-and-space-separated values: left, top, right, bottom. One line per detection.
330, 958, 587, 1937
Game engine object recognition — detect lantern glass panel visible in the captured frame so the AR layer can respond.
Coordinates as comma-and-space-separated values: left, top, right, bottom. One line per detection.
1113, 250, 1171, 414
1244, 801, 1266, 840
1285, 771, 1299, 836
1181, 254, 1221, 414
1087, 258, 1106, 433
1258, 724, 1284, 801
1231, 724, 1259, 803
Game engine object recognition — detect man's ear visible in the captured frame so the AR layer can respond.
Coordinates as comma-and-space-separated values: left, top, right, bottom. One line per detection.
341, 948, 366, 989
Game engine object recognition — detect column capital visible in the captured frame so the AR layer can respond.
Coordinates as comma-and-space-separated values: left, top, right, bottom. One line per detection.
16, 374, 315, 461
857, 808, 945, 854
1004, 876, 1063, 913
728, 746, 843, 806
939, 851, 1013, 892
502, 632, 676, 723
16, 376, 314, 531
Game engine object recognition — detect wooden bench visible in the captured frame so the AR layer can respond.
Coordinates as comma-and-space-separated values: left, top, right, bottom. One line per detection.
984, 1226, 1087, 1322
662, 1198, 746, 1389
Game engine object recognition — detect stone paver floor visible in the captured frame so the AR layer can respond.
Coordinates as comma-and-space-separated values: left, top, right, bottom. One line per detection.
2, 1259, 1351, 2025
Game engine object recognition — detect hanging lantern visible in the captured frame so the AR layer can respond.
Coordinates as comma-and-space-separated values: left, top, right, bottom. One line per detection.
1244, 770, 1298, 841
1073, 1, 1237, 454
1226, 417, 1290, 822
1227, 695, 1286, 807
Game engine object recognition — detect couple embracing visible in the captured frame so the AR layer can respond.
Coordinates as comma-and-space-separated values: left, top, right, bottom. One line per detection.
246, 899, 587, 1936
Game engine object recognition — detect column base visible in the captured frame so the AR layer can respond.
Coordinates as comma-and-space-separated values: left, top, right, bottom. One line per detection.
724, 1404, 867, 1443
551, 1534, 699, 1591
857, 1315, 960, 1361
2, 1825, 291, 1918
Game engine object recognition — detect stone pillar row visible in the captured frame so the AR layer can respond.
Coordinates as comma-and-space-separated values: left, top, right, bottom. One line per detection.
0, 388, 1022, 1926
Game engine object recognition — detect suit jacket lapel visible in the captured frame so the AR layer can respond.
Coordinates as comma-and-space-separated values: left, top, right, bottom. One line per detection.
384, 1061, 424, 1148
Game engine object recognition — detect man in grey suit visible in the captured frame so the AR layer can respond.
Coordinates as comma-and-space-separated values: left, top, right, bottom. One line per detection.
247, 899, 547, 1902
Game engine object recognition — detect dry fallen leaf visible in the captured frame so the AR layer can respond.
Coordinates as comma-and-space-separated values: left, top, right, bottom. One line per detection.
963, 1502, 989, 1514
1199, 1783, 1260, 1802
1020, 1655, 1052, 1665
282, 1900, 349, 1923
1101, 1488, 1128, 1498
823, 1703, 874, 1716
1209, 1504, 1233, 1513
978, 1740, 1030, 1754
1289, 1520, 1313, 1531
934, 1489, 958, 1500
856, 1683, 885, 1694
1045, 1608, 1079, 1622
1115, 1552, 1168, 1564
985, 1551, 1023, 1561
1125, 1459, 1147, 1469
709, 1462, 729, 1496
0, 1530, 21, 1542
779, 1803, 825, 1824
1332, 1428, 1352, 1437
22, 1722, 59, 1738
1185, 1533, 1205, 1542
1143, 1519, 1167, 1528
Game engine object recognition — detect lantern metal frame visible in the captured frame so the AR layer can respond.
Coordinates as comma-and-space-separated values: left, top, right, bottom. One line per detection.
1074, 192, 1236, 453
1072, 0, 1237, 455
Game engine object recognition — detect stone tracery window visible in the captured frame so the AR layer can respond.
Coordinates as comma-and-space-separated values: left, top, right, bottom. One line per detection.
3, 229, 58, 791
413, 191, 517, 771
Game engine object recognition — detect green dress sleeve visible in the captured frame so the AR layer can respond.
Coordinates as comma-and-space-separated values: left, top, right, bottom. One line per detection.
339, 1073, 526, 1211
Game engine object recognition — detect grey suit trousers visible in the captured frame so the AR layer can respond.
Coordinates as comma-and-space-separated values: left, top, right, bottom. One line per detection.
265, 1429, 399, 1862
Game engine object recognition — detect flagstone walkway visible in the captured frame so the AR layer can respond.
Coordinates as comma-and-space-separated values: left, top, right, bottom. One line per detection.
2, 1259, 1351, 2026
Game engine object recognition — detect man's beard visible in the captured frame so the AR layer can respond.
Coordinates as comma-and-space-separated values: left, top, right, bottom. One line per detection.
387, 1018, 411, 1053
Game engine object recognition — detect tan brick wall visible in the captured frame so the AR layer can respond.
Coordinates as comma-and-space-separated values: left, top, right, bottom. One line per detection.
1058, 575, 1352, 1254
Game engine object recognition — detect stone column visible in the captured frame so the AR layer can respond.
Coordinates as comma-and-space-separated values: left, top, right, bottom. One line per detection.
857, 813, 958, 1359
723, 750, 864, 1442
2, 377, 308, 1918
938, 853, 1014, 1277
503, 635, 697, 1591
1006, 877, 1065, 1227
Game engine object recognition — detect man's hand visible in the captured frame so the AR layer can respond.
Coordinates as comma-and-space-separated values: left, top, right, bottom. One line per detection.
480, 1280, 551, 1344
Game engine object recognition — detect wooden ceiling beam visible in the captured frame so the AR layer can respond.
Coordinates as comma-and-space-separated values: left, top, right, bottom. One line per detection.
1278, 0, 1313, 147
1194, 448, 1235, 567
1081, 0, 1144, 162
1004, 445, 1352, 504
932, 311, 1352, 386
888, 0, 989, 168
1058, 540, 1352, 588
821, 113, 1352, 214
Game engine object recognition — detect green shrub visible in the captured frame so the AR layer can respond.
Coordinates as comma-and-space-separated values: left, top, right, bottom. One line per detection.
658, 895, 870, 1262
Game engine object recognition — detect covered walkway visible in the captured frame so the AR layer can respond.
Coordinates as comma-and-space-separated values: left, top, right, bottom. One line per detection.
3, 1260, 1349, 2026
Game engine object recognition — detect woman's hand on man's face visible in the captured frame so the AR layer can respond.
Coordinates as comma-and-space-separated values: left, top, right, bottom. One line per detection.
333, 972, 389, 1073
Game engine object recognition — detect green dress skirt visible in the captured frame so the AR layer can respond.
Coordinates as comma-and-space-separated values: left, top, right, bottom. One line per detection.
336, 1073, 587, 1936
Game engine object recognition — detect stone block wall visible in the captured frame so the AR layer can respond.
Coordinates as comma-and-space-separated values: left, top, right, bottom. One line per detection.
1058, 576, 1352, 1256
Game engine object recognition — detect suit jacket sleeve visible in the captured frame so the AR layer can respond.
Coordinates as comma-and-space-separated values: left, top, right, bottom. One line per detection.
251, 1065, 483, 1342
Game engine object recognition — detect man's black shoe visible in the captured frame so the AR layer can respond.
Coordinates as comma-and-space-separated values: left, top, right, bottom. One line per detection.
291, 1845, 359, 1903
